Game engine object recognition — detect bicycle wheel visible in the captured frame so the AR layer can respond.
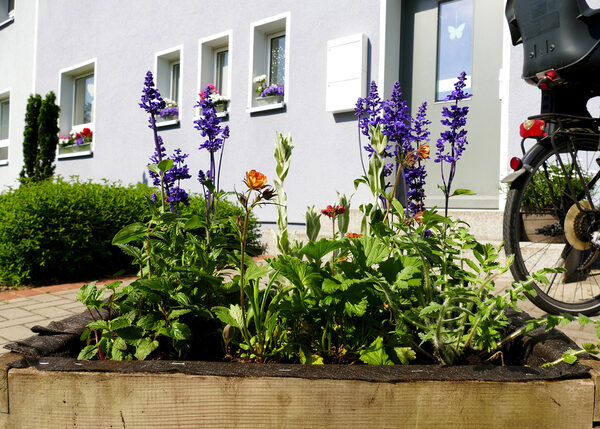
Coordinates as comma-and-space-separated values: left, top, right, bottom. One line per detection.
504, 134, 600, 315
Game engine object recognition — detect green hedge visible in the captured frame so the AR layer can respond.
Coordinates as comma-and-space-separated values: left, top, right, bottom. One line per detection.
0, 178, 261, 287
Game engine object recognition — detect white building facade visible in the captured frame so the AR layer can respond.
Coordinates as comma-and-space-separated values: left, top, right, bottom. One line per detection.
0, 0, 540, 225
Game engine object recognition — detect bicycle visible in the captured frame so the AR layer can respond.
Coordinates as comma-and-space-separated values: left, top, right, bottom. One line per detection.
503, 0, 600, 315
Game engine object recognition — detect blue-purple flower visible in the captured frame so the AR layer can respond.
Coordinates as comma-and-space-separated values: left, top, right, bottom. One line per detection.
139, 71, 166, 117
434, 71, 471, 213
260, 85, 284, 97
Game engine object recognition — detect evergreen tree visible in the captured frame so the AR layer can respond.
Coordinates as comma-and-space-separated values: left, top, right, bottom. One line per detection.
20, 94, 42, 181
19, 92, 60, 182
36, 92, 60, 181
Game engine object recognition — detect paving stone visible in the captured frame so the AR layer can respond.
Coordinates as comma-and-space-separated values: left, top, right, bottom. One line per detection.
0, 297, 29, 305
53, 289, 81, 297
30, 307, 72, 319
22, 299, 73, 311
29, 293, 68, 303
0, 325, 34, 342
1, 308, 35, 320
0, 299, 41, 311
0, 315, 46, 329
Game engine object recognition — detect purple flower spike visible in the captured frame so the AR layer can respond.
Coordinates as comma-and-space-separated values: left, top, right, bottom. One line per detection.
139, 71, 166, 116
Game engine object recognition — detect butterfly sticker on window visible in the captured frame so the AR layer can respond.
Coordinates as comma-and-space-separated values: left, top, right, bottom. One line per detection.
448, 23, 465, 40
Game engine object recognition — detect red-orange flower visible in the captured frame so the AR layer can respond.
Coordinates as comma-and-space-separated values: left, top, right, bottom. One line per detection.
346, 232, 363, 239
245, 170, 267, 190
321, 205, 345, 218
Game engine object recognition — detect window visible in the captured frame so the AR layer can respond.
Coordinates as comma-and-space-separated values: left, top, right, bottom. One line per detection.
58, 59, 96, 158
0, 0, 14, 25
155, 46, 182, 125
436, 0, 473, 101
268, 33, 285, 87
215, 48, 229, 96
73, 74, 94, 126
198, 31, 232, 116
0, 91, 9, 164
248, 13, 289, 111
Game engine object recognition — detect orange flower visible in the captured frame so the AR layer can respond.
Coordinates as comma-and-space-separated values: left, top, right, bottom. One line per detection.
346, 232, 363, 239
417, 144, 430, 160
245, 170, 267, 190
413, 211, 424, 224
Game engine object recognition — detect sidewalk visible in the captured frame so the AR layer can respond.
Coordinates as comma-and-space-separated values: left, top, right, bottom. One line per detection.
0, 277, 135, 354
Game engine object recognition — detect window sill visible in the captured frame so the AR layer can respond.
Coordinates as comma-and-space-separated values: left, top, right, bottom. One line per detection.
156, 118, 179, 128
0, 16, 14, 30
216, 110, 229, 119
58, 150, 93, 160
0, 159, 8, 166
247, 102, 285, 114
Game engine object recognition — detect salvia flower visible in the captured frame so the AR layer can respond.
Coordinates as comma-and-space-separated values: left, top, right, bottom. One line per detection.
321, 205, 346, 219
194, 85, 230, 154
139, 71, 165, 116
434, 72, 471, 214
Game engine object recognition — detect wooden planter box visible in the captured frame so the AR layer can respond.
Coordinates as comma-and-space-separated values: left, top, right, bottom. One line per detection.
0, 311, 599, 428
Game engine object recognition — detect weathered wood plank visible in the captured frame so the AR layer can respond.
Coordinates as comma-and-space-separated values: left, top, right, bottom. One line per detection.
0, 353, 22, 414
5, 367, 595, 429
583, 359, 600, 424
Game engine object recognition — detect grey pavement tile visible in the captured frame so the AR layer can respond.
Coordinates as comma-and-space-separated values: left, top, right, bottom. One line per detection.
0, 314, 46, 329
1, 307, 36, 320
0, 325, 35, 342
0, 297, 29, 305
30, 307, 72, 319
53, 290, 80, 298
0, 299, 40, 310
29, 293, 69, 303
22, 299, 73, 311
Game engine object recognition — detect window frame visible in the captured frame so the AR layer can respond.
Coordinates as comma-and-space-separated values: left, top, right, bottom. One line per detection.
213, 46, 230, 97
155, 45, 183, 127
58, 59, 96, 159
267, 31, 286, 87
198, 31, 232, 119
72, 72, 95, 128
170, 61, 180, 104
0, 89, 10, 166
0, 0, 14, 28
247, 12, 290, 113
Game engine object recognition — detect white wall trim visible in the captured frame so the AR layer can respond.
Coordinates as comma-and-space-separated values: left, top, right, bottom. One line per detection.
32, 0, 39, 93
378, 0, 387, 90
498, 13, 512, 210
197, 29, 233, 98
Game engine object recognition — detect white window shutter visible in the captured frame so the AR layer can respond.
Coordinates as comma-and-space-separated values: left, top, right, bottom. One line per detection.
326, 33, 368, 114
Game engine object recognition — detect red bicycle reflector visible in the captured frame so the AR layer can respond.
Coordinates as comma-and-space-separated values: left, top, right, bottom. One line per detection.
510, 157, 522, 171
520, 119, 546, 138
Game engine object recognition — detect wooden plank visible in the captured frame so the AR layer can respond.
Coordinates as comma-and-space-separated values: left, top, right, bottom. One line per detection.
583, 359, 600, 423
4, 367, 595, 429
0, 353, 22, 414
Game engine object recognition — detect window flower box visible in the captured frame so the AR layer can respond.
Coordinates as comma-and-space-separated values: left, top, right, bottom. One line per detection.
58, 128, 93, 157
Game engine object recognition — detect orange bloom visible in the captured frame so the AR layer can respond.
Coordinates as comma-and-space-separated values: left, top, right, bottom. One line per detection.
321, 205, 345, 218
245, 170, 267, 190
417, 144, 430, 160
413, 211, 424, 224
346, 232, 363, 239
404, 151, 418, 167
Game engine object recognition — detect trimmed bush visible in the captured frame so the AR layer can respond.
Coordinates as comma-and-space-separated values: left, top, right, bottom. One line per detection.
0, 178, 261, 287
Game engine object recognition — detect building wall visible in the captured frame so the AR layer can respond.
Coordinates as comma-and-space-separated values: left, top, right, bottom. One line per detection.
32, 0, 381, 224
0, 0, 37, 188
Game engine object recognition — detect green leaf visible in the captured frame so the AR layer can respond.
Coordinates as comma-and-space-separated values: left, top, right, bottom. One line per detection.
169, 309, 191, 319
362, 236, 390, 267
419, 302, 443, 317
165, 321, 191, 340
394, 347, 416, 365
244, 262, 271, 281
134, 338, 159, 360
299, 348, 324, 365
344, 296, 368, 317
213, 305, 244, 328
562, 350, 578, 365
359, 337, 392, 365
451, 188, 476, 197
185, 215, 203, 230
300, 239, 343, 262
109, 316, 132, 331
115, 326, 144, 341
112, 222, 147, 245
77, 344, 98, 360
154, 159, 174, 173
87, 320, 109, 331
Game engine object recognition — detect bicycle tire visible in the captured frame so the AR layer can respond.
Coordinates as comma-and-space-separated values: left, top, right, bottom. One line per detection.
504, 135, 600, 315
